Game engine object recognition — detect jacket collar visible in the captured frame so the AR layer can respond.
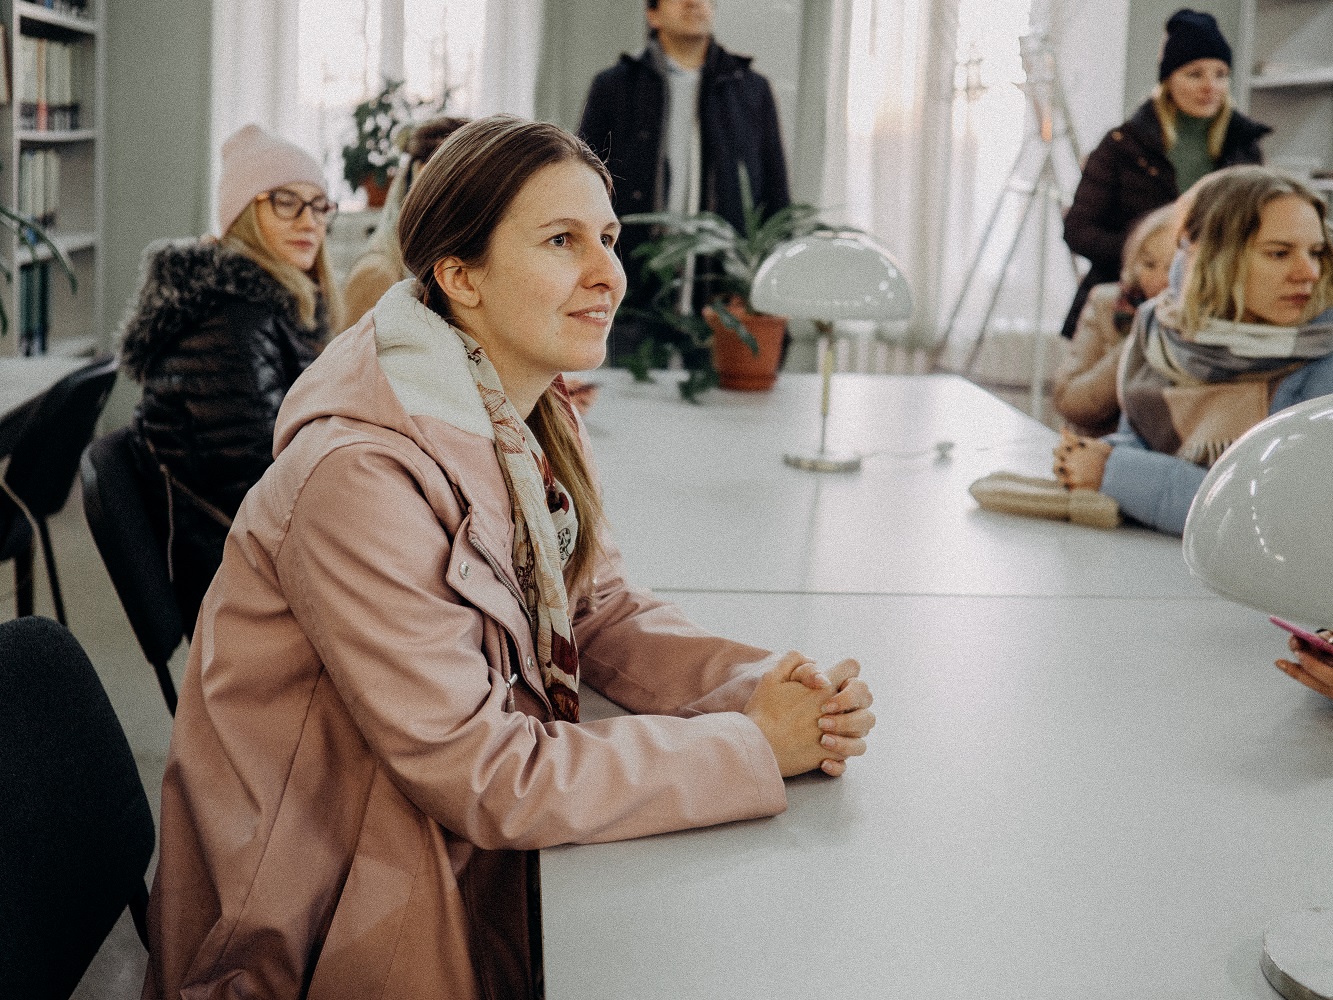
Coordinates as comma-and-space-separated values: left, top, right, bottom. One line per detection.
371, 280, 493, 440
1125, 98, 1272, 159
631, 37, 751, 81
119, 239, 313, 382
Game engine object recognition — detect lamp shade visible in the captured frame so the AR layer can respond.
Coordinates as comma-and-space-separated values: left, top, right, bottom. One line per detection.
1182, 392, 1333, 626
751, 231, 913, 322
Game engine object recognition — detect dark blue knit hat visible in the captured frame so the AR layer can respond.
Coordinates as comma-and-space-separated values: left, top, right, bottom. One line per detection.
1159, 9, 1232, 81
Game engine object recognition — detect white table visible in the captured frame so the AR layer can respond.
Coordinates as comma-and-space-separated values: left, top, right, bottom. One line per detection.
0, 355, 85, 454
578, 370, 1206, 599
541, 372, 1324, 1000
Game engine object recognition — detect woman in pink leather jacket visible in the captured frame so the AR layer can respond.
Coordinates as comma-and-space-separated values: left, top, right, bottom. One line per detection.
143, 116, 876, 1000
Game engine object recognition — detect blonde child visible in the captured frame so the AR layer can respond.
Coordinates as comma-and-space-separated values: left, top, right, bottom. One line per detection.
1053, 204, 1177, 436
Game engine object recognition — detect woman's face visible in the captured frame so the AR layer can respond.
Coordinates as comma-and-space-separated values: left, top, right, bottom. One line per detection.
1166, 58, 1230, 119
254, 181, 329, 273
440, 160, 625, 412
1135, 226, 1176, 299
1241, 195, 1326, 327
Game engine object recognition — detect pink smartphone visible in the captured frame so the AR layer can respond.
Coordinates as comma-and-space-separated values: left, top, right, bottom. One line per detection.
1270, 616, 1333, 656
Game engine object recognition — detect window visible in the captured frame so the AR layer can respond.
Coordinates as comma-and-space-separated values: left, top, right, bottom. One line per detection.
294, 0, 487, 203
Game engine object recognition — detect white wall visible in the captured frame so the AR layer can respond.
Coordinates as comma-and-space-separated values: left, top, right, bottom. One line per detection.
102, 0, 215, 426
1122, 0, 1242, 117
1043, 0, 1131, 158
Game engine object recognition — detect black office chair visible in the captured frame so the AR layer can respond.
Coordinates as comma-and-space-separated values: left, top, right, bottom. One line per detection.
81, 426, 182, 715
0, 615, 155, 999
1, 354, 118, 625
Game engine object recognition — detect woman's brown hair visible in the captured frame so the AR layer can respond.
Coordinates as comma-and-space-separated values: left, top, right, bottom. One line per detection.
398, 115, 612, 591
1182, 168, 1333, 331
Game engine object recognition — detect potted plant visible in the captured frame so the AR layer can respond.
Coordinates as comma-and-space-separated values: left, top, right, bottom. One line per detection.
341, 80, 443, 208
621, 164, 828, 402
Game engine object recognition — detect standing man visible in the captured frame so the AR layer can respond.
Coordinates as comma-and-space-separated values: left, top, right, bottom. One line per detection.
579, 0, 791, 364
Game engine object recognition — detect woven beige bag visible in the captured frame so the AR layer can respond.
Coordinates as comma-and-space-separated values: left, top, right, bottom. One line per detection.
968, 471, 1121, 530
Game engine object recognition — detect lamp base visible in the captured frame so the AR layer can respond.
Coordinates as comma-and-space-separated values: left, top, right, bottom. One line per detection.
1262, 907, 1333, 1000
783, 450, 862, 473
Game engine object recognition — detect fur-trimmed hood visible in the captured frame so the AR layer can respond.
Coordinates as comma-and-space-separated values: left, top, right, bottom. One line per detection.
119, 239, 306, 381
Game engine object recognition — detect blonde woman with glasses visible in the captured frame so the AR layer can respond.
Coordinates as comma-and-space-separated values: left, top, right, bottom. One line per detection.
120, 124, 343, 634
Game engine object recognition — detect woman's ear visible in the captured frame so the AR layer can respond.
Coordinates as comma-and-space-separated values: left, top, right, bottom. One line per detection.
434, 258, 481, 310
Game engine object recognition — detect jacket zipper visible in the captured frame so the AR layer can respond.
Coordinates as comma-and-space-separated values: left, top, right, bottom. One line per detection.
467, 529, 547, 715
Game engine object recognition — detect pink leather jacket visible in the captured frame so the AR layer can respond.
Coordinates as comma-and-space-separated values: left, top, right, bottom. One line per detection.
143, 284, 788, 999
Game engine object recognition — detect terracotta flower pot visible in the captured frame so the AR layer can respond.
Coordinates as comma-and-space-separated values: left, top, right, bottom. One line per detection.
704, 298, 786, 391
361, 175, 391, 208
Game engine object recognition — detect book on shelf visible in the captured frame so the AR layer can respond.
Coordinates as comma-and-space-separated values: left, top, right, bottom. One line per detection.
0, 25, 10, 107
18, 261, 51, 357
16, 35, 81, 131
32, 1, 91, 16
17, 148, 61, 228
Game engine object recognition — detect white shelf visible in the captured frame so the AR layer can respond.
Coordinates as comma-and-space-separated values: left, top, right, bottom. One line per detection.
1237, 0, 1333, 184
16, 230, 97, 265
3, 1, 103, 358
1250, 66, 1333, 89
18, 128, 97, 144
16, 2, 97, 36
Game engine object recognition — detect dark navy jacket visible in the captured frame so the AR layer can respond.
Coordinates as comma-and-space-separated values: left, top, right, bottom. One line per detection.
578, 39, 790, 309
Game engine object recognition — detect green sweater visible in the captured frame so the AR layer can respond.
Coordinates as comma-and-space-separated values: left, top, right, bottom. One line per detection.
1169, 113, 1216, 194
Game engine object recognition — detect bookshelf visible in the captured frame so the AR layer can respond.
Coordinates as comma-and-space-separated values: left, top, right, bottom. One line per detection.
0, 0, 102, 357
1235, 0, 1333, 197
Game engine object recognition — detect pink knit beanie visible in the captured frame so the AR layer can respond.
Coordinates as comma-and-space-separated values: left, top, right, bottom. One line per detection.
216, 124, 326, 235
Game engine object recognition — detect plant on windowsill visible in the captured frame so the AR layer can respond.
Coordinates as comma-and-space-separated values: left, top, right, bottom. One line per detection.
0, 204, 77, 341
341, 79, 444, 208
620, 164, 831, 403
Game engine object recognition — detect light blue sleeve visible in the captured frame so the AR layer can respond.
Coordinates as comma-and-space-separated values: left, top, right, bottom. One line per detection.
1271, 350, 1333, 413
1099, 430, 1208, 536
1101, 350, 1333, 536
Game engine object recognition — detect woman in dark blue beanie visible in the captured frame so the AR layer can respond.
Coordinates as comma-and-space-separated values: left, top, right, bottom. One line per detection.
1059, 9, 1270, 340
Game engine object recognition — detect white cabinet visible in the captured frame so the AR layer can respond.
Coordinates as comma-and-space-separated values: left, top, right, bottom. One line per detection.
1235, 0, 1333, 195
1, 0, 103, 357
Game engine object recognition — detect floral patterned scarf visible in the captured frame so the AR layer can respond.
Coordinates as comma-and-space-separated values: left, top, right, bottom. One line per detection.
455, 329, 581, 722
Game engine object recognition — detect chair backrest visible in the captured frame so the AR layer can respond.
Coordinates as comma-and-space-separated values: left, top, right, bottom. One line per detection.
81, 426, 183, 711
5, 354, 118, 519
0, 615, 155, 999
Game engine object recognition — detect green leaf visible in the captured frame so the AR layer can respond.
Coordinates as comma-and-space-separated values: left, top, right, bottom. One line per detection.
712, 300, 760, 355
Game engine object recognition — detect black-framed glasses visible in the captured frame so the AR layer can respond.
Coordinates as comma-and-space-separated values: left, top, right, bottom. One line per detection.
259, 188, 338, 223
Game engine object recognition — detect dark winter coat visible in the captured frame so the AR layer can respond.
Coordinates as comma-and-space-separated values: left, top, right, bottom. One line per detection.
1060, 100, 1269, 337
578, 38, 790, 313
119, 240, 327, 633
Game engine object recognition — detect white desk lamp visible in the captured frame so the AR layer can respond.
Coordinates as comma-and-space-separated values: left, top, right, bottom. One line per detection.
751, 231, 913, 472
1182, 392, 1333, 1000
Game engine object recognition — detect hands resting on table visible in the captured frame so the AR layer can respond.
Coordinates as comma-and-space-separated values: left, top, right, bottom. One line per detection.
744, 651, 876, 778
1053, 428, 1113, 491
1276, 633, 1333, 700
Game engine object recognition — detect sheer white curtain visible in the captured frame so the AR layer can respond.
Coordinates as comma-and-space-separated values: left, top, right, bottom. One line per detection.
819, 0, 962, 348
210, 0, 538, 215
474, 0, 544, 118
819, 0, 1126, 363
209, 0, 303, 233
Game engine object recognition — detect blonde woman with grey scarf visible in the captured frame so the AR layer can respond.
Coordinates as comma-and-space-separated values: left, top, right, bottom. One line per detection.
1054, 169, 1333, 535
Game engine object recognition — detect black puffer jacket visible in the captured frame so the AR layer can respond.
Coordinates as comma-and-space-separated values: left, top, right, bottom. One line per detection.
1060, 100, 1269, 337
119, 240, 327, 632
578, 39, 790, 310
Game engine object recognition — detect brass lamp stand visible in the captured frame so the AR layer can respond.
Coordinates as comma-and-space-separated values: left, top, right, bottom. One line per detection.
751, 231, 913, 473
783, 320, 861, 473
